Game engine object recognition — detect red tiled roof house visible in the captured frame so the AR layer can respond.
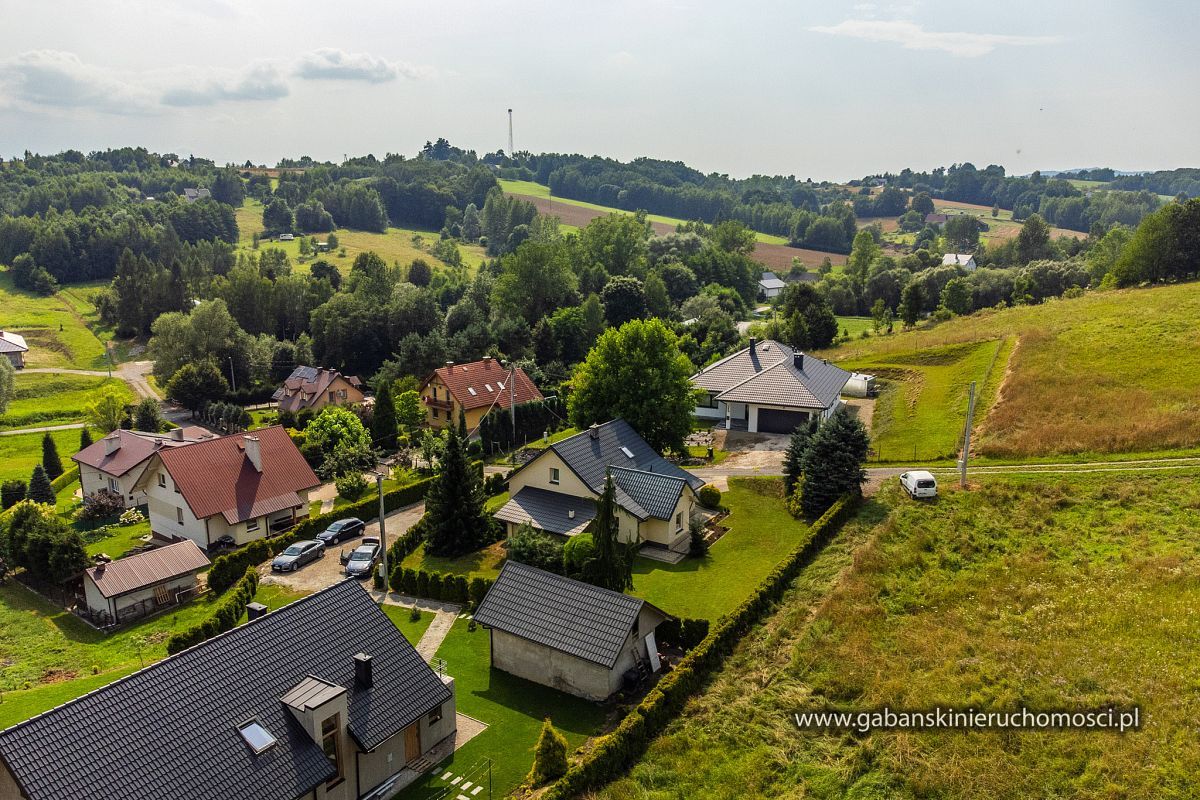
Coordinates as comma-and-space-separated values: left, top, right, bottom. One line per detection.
72, 427, 213, 508
272, 365, 364, 415
131, 426, 320, 551
419, 356, 543, 433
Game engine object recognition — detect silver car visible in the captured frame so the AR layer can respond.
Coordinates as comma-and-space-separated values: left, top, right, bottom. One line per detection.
343, 542, 380, 578
271, 540, 325, 572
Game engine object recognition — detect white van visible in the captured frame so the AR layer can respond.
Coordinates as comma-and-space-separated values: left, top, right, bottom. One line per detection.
899, 470, 938, 498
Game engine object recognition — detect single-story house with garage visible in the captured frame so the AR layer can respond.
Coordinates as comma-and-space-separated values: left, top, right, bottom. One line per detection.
273, 365, 365, 415
132, 426, 321, 551
691, 338, 851, 433
758, 271, 786, 299
81, 540, 210, 626
0, 580, 457, 800
473, 561, 670, 701
495, 419, 705, 554
942, 252, 977, 270
72, 427, 214, 508
0, 331, 28, 369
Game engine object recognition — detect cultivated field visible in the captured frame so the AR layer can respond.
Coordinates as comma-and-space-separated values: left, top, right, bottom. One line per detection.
599, 475, 1200, 800
499, 179, 848, 270
821, 281, 1200, 460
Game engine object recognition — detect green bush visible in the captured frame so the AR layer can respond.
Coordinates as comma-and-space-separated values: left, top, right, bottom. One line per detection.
49, 465, 80, 493
529, 718, 570, 785
541, 493, 860, 799
335, 472, 369, 502
562, 532, 596, 578
166, 566, 259, 654
697, 484, 721, 508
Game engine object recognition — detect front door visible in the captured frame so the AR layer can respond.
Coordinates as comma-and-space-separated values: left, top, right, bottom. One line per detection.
404, 722, 422, 764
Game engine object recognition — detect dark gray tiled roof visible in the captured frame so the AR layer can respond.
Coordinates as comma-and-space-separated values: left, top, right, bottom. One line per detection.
495, 487, 596, 536
474, 561, 652, 668
610, 466, 687, 521
692, 340, 850, 410
0, 580, 451, 800
550, 419, 704, 496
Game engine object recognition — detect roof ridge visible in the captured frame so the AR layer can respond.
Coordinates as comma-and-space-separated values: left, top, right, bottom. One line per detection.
608, 464, 686, 483
713, 355, 789, 397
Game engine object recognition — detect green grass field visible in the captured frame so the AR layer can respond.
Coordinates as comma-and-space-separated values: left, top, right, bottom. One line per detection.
600, 474, 1200, 799
0, 428, 89, 484
401, 541, 507, 582
836, 315, 875, 339
499, 179, 789, 245
398, 619, 608, 799
235, 199, 487, 272
380, 604, 436, 645
823, 281, 1200, 460
1, 373, 133, 430
0, 273, 114, 370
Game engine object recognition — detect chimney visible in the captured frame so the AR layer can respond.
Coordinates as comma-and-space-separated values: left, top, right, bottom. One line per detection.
568, 509, 576, 520
444, 361, 454, 372
171, 428, 185, 442
243, 436, 262, 472
482, 355, 493, 369
104, 434, 120, 456
589, 423, 600, 440
246, 601, 267, 621
94, 561, 105, 575
793, 350, 804, 370
354, 652, 373, 688
749, 337, 757, 353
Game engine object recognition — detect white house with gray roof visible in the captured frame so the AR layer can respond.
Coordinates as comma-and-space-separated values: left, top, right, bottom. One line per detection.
495, 419, 705, 555
691, 338, 851, 434
474, 561, 670, 700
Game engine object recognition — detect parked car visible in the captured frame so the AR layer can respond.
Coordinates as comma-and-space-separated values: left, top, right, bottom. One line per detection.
317, 518, 365, 546
271, 540, 325, 572
344, 542, 381, 578
899, 470, 938, 499
341, 536, 380, 565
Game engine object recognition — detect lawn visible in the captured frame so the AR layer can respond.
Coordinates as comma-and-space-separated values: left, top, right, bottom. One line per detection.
81, 518, 152, 559
380, 604, 436, 645
0, 272, 114, 370
235, 199, 487, 272
397, 619, 608, 799
629, 477, 812, 620
1, 373, 133, 430
822, 281, 1200, 460
601, 474, 1200, 799
499, 179, 789, 245
402, 541, 507, 582
0, 428, 90, 484
836, 315, 875, 339
835, 337, 1013, 462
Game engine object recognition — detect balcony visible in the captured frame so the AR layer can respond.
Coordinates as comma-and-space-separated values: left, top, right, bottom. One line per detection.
424, 396, 453, 410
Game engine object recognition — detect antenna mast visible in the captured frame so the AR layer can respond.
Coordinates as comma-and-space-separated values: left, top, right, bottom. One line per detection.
507, 109, 514, 156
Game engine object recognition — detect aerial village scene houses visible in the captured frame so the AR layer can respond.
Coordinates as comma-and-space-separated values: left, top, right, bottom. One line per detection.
72, 427, 214, 508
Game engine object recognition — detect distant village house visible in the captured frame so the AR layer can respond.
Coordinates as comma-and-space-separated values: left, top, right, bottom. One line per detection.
942, 253, 977, 270
0, 331, 28, 369
420, 356, 542, 433
273, 366, 364, 415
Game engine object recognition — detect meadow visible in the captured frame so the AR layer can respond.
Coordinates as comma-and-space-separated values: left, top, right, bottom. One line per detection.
0, 273, 113, 370
0, 428, 89, 484
821, 281, 1200, 460
598, 474, 1200, 800
234, 199, 487, 272
1, 373, 133, 430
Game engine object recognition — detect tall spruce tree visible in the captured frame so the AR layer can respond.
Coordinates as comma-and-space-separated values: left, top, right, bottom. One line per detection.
372, 383, 398, 450
41, 432, 64, 480
782, 417, 819, 496
799, 409, 870, 518
424, 420, 490, 557
27, 465, 55, 505
590, 470, 633, 592
79, 428, 93, 450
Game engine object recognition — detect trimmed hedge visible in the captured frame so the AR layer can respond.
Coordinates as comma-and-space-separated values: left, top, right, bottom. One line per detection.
541, 493, 861, 800
50, 465, 80, 493
166, 566, 259, 654
656, 617, 710, 651
206, 475, 434, 594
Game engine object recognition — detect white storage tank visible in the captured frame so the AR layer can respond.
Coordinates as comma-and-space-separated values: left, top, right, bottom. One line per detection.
843, 372, 876, 398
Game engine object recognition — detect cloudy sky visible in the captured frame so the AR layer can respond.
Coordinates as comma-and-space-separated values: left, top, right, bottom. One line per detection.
0, 0, 1195, 180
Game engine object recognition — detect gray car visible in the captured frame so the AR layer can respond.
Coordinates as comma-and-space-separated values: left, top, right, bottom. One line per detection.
343, 542, 380, 578
271, 540, 325, 572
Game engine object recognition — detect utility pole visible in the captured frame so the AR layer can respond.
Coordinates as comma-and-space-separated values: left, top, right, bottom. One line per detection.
509, 362, 516, 441
228, 357, 237, 392
959, 381, 977, 489
376, 472, 388, 587
507, 109, 514, 157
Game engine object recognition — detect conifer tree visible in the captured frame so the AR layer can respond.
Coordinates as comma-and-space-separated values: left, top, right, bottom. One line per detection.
27, 465, 55, 505
590, 470, 633, 591
528, 718, 569, 785
372, 382, 398, 450
799, 410, 870, 518
424, 420, 489, 556
41, 432, 63, 480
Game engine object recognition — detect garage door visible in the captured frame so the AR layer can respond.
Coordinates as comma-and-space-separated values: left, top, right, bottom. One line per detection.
757, 409, 809, 434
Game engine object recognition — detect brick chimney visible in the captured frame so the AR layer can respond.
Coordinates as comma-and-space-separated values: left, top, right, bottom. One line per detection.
354, 652, 373, 688
104, 434, 121, 456
589, 423, 600, 440
243, 435, 262, 472
482, 355, 493, 369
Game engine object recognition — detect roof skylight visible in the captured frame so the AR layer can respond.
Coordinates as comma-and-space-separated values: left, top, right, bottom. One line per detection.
238, 720, 277, 754
467, 387, 477, 396
620, 446, 634, 458
485, 383, 493, 392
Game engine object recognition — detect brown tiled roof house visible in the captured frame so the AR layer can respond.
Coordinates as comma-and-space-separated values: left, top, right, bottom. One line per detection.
273, 365, 364, 414
420, 356, 543, 432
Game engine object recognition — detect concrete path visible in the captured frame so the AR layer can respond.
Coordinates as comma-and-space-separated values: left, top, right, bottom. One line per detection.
414, 609, 460, 661
0, 422, 86, 436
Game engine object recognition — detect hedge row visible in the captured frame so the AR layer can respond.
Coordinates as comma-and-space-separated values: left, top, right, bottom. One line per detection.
541, 493, 861, 800
166, 566, 259, 654
206, 475, 434, 593
50, 465, 80, 493
387, 564, 495, 609
656, 617, 710, 651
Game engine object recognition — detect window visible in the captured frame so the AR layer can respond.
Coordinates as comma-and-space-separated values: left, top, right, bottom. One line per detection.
675, 512, 682, 531
697, 392, 719, 409
238, 720, 277, 754
321, 715, 344, 786
549, 467, 560, 485
428, 704, 443, 724
432, 386, 438, 399
247, 518, 260, 532
484, 383, 493, 392
467, 386, 477, 396
108, 478, 119, 492
620, 446, 635, 459
176, 507, 184, 525
432, 408, 439, 419
157, 473, 166, 488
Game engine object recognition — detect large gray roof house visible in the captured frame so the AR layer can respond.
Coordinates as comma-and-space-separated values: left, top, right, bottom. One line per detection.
496, 419, 705, 554
691, 338, 850, 434
0, 580, 456, 800
474, 561, 670, 701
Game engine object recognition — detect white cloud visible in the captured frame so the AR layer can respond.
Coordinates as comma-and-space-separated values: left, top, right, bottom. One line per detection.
808, 19, 1063, 57
161, 61, 289, 107
0, 50, 155, 114
294, 48, 428, 82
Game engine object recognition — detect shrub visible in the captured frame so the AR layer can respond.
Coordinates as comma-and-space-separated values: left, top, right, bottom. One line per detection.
529, 718, 570, 785
409, 606, 422, 622
1, 479, 26, 510
688, 518, 708, 557
335, 472, 369, 502
562, 532, 596, 578
119, 508, 145, 526
41, 432, 64, 479
76, 490, 126, 522
697, 484, 721, 508
26, 465, 55, 505
506, 523, 565, 573
469, 577, 489, 609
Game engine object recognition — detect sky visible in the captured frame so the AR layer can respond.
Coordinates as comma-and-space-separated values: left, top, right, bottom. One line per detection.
0, 0, 1196, 181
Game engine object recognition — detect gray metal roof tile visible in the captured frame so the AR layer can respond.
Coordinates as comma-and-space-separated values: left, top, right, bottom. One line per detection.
494, 487, 596, 536
693, 340, 850, 410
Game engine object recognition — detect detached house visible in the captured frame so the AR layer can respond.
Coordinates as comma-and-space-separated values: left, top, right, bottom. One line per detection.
0, 331, 28, 369
420, 356, 542, 432
942, 252, 977, 270
132, 426, 321, 551
495, 419, 705, 555
274, 366, 365, 415
0, 580, 457, 800
691, 338, 850, 434
474, 561, 669, 701
758, 271, 786, 299
72, 427, 213, 508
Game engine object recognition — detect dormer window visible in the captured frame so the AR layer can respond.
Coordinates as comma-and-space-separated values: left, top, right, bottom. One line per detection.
238, 720, 277, 754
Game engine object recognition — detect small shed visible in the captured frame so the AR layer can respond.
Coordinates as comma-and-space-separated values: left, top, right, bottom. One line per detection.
473, 561, 670, 701
843, 372, 876, 398
82, 540, 210, 625
758, 271, 787, 299
0, 331, 28, 369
